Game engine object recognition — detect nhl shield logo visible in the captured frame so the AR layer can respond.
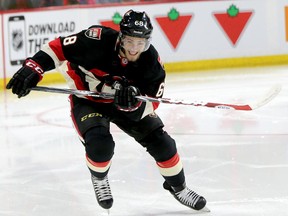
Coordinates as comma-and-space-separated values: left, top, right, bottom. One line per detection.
85, 27, 102, 40
12, 29, 24, 51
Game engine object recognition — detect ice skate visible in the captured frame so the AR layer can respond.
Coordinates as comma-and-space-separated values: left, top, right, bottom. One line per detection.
163, 181, 208, 211
91, 174, 113, 210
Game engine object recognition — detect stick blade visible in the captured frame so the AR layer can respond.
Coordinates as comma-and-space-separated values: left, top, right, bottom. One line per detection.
249, 84, 282, 110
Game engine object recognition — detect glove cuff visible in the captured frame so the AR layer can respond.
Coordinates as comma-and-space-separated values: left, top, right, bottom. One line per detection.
24, 59, 44, 80
116, 101, 142, 112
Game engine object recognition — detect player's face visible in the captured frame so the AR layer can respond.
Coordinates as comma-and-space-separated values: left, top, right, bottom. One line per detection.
121, 35, 147, 62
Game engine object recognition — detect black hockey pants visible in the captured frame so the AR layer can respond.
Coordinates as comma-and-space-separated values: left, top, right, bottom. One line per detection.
70, 95, 185, 186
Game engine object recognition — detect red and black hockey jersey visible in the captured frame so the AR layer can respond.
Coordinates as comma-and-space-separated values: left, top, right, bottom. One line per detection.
32, 25, 166, 114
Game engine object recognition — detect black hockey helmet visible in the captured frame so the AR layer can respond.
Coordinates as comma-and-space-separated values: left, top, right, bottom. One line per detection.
120, 10, 153, 39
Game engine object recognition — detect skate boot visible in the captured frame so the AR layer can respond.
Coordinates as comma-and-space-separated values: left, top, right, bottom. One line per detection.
91, 174, 113, 209
163, 181, 206, 211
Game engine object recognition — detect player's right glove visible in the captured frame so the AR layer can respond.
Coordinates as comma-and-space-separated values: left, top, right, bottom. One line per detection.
114, 85, 142, 112
6, 59, 44, 98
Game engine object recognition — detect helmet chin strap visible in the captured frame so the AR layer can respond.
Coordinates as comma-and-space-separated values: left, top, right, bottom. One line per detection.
118, 34, 128, 56
120, 46, 126, 56
143, 39, 151, 51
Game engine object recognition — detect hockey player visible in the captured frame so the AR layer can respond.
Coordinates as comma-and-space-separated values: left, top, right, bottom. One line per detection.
6, 9, 207, 211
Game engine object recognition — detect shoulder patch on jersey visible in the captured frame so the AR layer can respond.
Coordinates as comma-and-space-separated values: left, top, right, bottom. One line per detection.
85, 27, 102, 40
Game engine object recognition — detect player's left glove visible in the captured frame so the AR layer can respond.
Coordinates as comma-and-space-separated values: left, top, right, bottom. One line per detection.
114, 85, 142, 112
6, 59, 44, 98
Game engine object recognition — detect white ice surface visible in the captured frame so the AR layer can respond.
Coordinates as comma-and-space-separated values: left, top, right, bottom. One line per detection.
1, 65, 288, 216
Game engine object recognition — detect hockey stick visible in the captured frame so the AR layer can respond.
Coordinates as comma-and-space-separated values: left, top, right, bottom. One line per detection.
30, 84, 281, 111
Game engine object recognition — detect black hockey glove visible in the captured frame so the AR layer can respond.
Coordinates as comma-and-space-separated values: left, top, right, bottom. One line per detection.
114, 85, 142, 112
6, 59, 44, 98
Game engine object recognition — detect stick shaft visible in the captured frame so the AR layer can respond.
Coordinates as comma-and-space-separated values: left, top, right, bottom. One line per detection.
30, 85, 281, 111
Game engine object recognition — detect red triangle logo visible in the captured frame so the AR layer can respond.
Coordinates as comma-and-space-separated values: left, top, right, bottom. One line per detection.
156, 15, 192, 49
214, 8, 253, 46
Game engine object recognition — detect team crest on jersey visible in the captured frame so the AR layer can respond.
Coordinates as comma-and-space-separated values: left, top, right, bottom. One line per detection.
85, 27, 102, 40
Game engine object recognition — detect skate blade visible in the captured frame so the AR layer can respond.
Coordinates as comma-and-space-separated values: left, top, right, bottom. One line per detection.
196, 206, 211, 214
201, 206, 210, 212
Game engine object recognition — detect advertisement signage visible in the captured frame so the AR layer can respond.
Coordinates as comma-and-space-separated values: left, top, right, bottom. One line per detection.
1, 0, 288, 83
